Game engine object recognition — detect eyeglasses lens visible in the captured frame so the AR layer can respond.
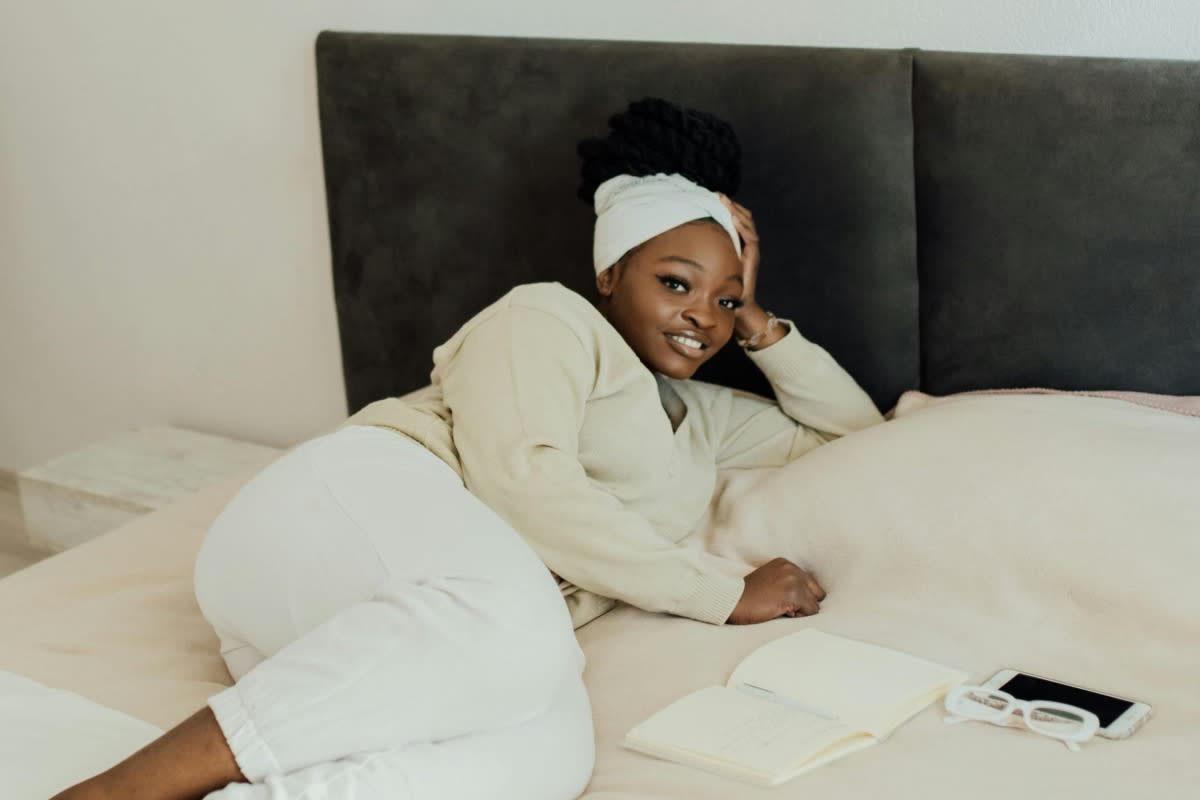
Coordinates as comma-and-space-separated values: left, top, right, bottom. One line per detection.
955, 690, 1012, 720
1026, 706, 1089, 737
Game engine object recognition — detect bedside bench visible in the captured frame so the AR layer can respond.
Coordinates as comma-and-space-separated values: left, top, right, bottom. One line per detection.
17, 426, 282, 552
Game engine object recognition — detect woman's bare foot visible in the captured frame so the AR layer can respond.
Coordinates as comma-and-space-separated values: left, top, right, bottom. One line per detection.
51, 706, 245, 800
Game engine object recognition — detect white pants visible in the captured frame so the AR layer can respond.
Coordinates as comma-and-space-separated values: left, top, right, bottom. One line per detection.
193, 425, 594, 799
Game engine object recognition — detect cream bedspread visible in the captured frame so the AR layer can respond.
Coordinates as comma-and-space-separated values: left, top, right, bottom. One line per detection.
2, 393, 1197, 798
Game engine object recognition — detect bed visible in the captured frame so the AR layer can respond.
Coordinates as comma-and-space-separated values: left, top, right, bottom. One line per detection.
4, 32, 1199, 798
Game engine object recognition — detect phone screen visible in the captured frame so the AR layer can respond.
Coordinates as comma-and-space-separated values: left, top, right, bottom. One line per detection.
999, 674, 1133, 727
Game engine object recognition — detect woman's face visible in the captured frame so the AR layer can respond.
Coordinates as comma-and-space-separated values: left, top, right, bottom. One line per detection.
596, 220, 744, 380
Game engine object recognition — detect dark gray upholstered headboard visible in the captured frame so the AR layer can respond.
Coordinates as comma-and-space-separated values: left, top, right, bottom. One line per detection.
316, 33, 1200, 415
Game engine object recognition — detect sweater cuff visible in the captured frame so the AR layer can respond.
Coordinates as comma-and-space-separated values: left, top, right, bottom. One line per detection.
743, 320, 823, 380
674, 569, 746, 625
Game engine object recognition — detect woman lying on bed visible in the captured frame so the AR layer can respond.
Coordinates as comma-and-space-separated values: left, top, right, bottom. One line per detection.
54, 98, 882, 800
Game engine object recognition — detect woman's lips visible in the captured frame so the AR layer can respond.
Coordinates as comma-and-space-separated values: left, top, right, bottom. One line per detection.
664, 332, 707, 359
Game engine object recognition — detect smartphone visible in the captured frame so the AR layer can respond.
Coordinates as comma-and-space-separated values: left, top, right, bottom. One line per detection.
982, 669, 1152, 739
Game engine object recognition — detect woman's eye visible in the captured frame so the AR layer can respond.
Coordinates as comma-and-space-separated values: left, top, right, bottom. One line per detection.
719, 298, 745, 311
658, 276, 688, 293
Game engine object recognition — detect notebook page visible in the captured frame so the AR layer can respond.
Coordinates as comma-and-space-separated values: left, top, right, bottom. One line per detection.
624, 685, 855, 778
727, 629, 966, 735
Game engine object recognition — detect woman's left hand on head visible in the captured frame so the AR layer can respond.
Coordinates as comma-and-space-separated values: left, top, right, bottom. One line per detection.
717, 193, 760, 310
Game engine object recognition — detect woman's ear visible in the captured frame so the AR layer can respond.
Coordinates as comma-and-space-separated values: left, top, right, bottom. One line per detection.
595, 264, 617, 297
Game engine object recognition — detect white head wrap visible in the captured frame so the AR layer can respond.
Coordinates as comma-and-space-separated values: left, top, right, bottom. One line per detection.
592, 172, 742, 275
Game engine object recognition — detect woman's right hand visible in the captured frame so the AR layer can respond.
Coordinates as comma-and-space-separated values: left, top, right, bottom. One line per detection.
726, 557, 826, 625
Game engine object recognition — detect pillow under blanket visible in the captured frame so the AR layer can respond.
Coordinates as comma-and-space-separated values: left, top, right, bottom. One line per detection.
696, 392, 1200, 643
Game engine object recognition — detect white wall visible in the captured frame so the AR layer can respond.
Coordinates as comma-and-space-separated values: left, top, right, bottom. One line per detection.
2, 0, 1198, 471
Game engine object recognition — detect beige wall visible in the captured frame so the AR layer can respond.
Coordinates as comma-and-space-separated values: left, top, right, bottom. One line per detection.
3, 0, 1198, 472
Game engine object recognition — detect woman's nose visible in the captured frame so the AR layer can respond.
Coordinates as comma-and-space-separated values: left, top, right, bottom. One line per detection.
684, 302, 716, 329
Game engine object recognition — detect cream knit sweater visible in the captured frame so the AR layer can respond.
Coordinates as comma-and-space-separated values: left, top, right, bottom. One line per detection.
343, 283, 883, 628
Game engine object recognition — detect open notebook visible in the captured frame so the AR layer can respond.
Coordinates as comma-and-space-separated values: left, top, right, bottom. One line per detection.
623, 629, 967, 787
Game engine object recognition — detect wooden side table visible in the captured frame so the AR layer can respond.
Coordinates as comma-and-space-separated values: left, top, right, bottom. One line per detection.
17, 426, 282, 552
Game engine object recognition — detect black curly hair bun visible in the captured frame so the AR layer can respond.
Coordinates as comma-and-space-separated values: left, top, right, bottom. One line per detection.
576, 97, 742, 205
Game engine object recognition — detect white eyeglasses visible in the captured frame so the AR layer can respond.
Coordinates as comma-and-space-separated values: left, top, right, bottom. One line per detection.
943, 685, 1100, 751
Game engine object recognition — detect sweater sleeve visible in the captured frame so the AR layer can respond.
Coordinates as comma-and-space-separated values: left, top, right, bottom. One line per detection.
715, 322, 885, 469
438, 305, 746, 625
